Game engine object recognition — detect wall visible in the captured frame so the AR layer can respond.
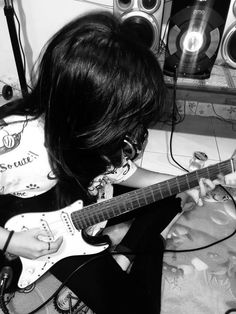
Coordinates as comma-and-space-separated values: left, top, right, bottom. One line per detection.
0, 0, 112, 103
0, 0, 235, 121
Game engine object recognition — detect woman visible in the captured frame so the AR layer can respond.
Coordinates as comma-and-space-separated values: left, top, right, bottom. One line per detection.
0, 11, 219, 313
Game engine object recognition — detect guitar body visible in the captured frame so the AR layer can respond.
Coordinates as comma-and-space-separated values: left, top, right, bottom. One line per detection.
2, 156, 235, 290
5, 200, 109, 289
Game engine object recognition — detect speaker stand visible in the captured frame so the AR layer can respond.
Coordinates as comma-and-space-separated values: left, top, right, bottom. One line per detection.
4, 0, 28, 98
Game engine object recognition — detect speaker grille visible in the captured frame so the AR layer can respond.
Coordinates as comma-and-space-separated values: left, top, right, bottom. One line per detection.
163, 0, 231, 78
113, 0, 164, 53
221, 23, 236, 68
122, 15, 154, 48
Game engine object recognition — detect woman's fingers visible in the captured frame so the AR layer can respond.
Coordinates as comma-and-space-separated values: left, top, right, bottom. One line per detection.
41, 237, 63, 254
199, 178, 216, 197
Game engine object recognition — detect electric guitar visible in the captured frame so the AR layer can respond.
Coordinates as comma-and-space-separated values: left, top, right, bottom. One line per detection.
4, 156, 236, 289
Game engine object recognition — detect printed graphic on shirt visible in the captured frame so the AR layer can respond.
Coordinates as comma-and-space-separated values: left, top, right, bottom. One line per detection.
0, 150, 39, 173
0, 118, 27, 155
88, 157, 136, 201
0, 117, 57, 197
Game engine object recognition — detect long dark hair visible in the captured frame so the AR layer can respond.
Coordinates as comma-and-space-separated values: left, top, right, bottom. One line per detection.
0, 11, 168, 205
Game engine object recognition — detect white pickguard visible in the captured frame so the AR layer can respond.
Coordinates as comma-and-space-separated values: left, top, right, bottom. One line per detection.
5, 200, 108, 289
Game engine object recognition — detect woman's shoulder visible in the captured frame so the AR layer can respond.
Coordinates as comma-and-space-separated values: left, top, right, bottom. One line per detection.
0, 114, 44, 153
1, 114, 40, 124
0, 114, 44, 131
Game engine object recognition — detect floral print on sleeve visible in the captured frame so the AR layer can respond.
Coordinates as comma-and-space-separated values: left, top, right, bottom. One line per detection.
88, 157, 137, 201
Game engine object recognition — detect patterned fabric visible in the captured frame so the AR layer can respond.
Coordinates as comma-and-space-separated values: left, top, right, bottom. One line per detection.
0, 115, 137, 200
161, 187, 236, 314
0, 115, 57, 197
88, 156, 137, 201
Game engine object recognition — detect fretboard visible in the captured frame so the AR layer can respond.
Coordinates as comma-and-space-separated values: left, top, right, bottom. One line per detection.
71, 157, 236, 230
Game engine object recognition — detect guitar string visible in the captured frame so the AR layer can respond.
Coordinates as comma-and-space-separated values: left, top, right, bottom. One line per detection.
21, 162, 233, 245
71, 161, 233, 228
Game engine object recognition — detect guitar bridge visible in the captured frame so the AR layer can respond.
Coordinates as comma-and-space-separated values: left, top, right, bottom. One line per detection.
40, 219, 54, 240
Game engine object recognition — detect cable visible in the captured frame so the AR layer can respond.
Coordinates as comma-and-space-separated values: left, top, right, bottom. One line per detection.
74, 0, 113, 9
166, 68, 236, 252
10, 0, 32, 92
156, 17, 170, 57
0, 255, 105, 314
168, 66, 189, 172
165, 185, 236, 253
10, 0, 25, 75
225, 309, 236, 313
211, 103, 236, 131
0, 266, 13, 314
26, 253, 108, 314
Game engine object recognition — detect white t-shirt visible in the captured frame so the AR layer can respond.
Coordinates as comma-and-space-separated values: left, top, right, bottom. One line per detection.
0, 115, 137, 199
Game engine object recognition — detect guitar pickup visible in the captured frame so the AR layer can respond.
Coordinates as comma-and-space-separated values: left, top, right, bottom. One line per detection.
61, 211, 75, 235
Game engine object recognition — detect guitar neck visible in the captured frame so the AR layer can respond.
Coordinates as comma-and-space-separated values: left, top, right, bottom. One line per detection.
71, 158, 236, 230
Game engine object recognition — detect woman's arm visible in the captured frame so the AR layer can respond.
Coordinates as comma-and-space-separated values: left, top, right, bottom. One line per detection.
120, 166, 219, 207
120, 167, 174, 188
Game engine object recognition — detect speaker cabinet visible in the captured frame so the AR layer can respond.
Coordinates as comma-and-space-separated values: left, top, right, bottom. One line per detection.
113, 0, 165, 54
216, 0, 236, 69
163, 0, 231, 79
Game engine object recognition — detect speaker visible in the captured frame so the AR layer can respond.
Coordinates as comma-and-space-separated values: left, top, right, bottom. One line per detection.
113, 0, 165, 54
163, 0, 231, 79
216, 0, 236, 68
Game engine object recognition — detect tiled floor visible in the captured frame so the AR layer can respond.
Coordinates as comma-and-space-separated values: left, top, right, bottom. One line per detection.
138, 115, 236, 177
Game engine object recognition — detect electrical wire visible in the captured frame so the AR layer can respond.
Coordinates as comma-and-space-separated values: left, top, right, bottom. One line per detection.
211, 103, 236, 132
226, 309, 236, 314
165, 184, 236, 251
0, 267, 13, 314
156, 17, 170, 57
73, 0, 113, 9
165, 68, 236, 253
25, 253, 107, 314
26, 250, 137, 314
10, 0, 26, 76
10, 0, 32, 91
168, 66, 189, 172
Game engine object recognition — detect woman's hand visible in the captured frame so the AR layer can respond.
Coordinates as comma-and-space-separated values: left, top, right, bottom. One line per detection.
7, 228, 63, 259
178, 175, 225, 209
224, 173, 236, 188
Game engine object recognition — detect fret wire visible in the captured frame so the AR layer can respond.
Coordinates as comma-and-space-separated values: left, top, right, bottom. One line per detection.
143, 190, 149, 206
98, 212, 105, 222
88, 214, 97, 225
195, 169, 200, 182
159, 181, 171, 198
188, 172, 199, 188
71, 158, 234, 229
136, 189, 148, 206
146, 186, 155, 198
70, 212, 85, 229
185, 174, 191, 189
166, 181, 172, 196
72, 212, 88, 229
135, 190, 143, 207
231, 158, 235, 172
93, 216, 99, 224
167, 178, 179, 194
158, 184, 164, 199
206, 166, 210, 179
175, 177, 181, 193
145, 191, 155, 204
110, 205, 117, 218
